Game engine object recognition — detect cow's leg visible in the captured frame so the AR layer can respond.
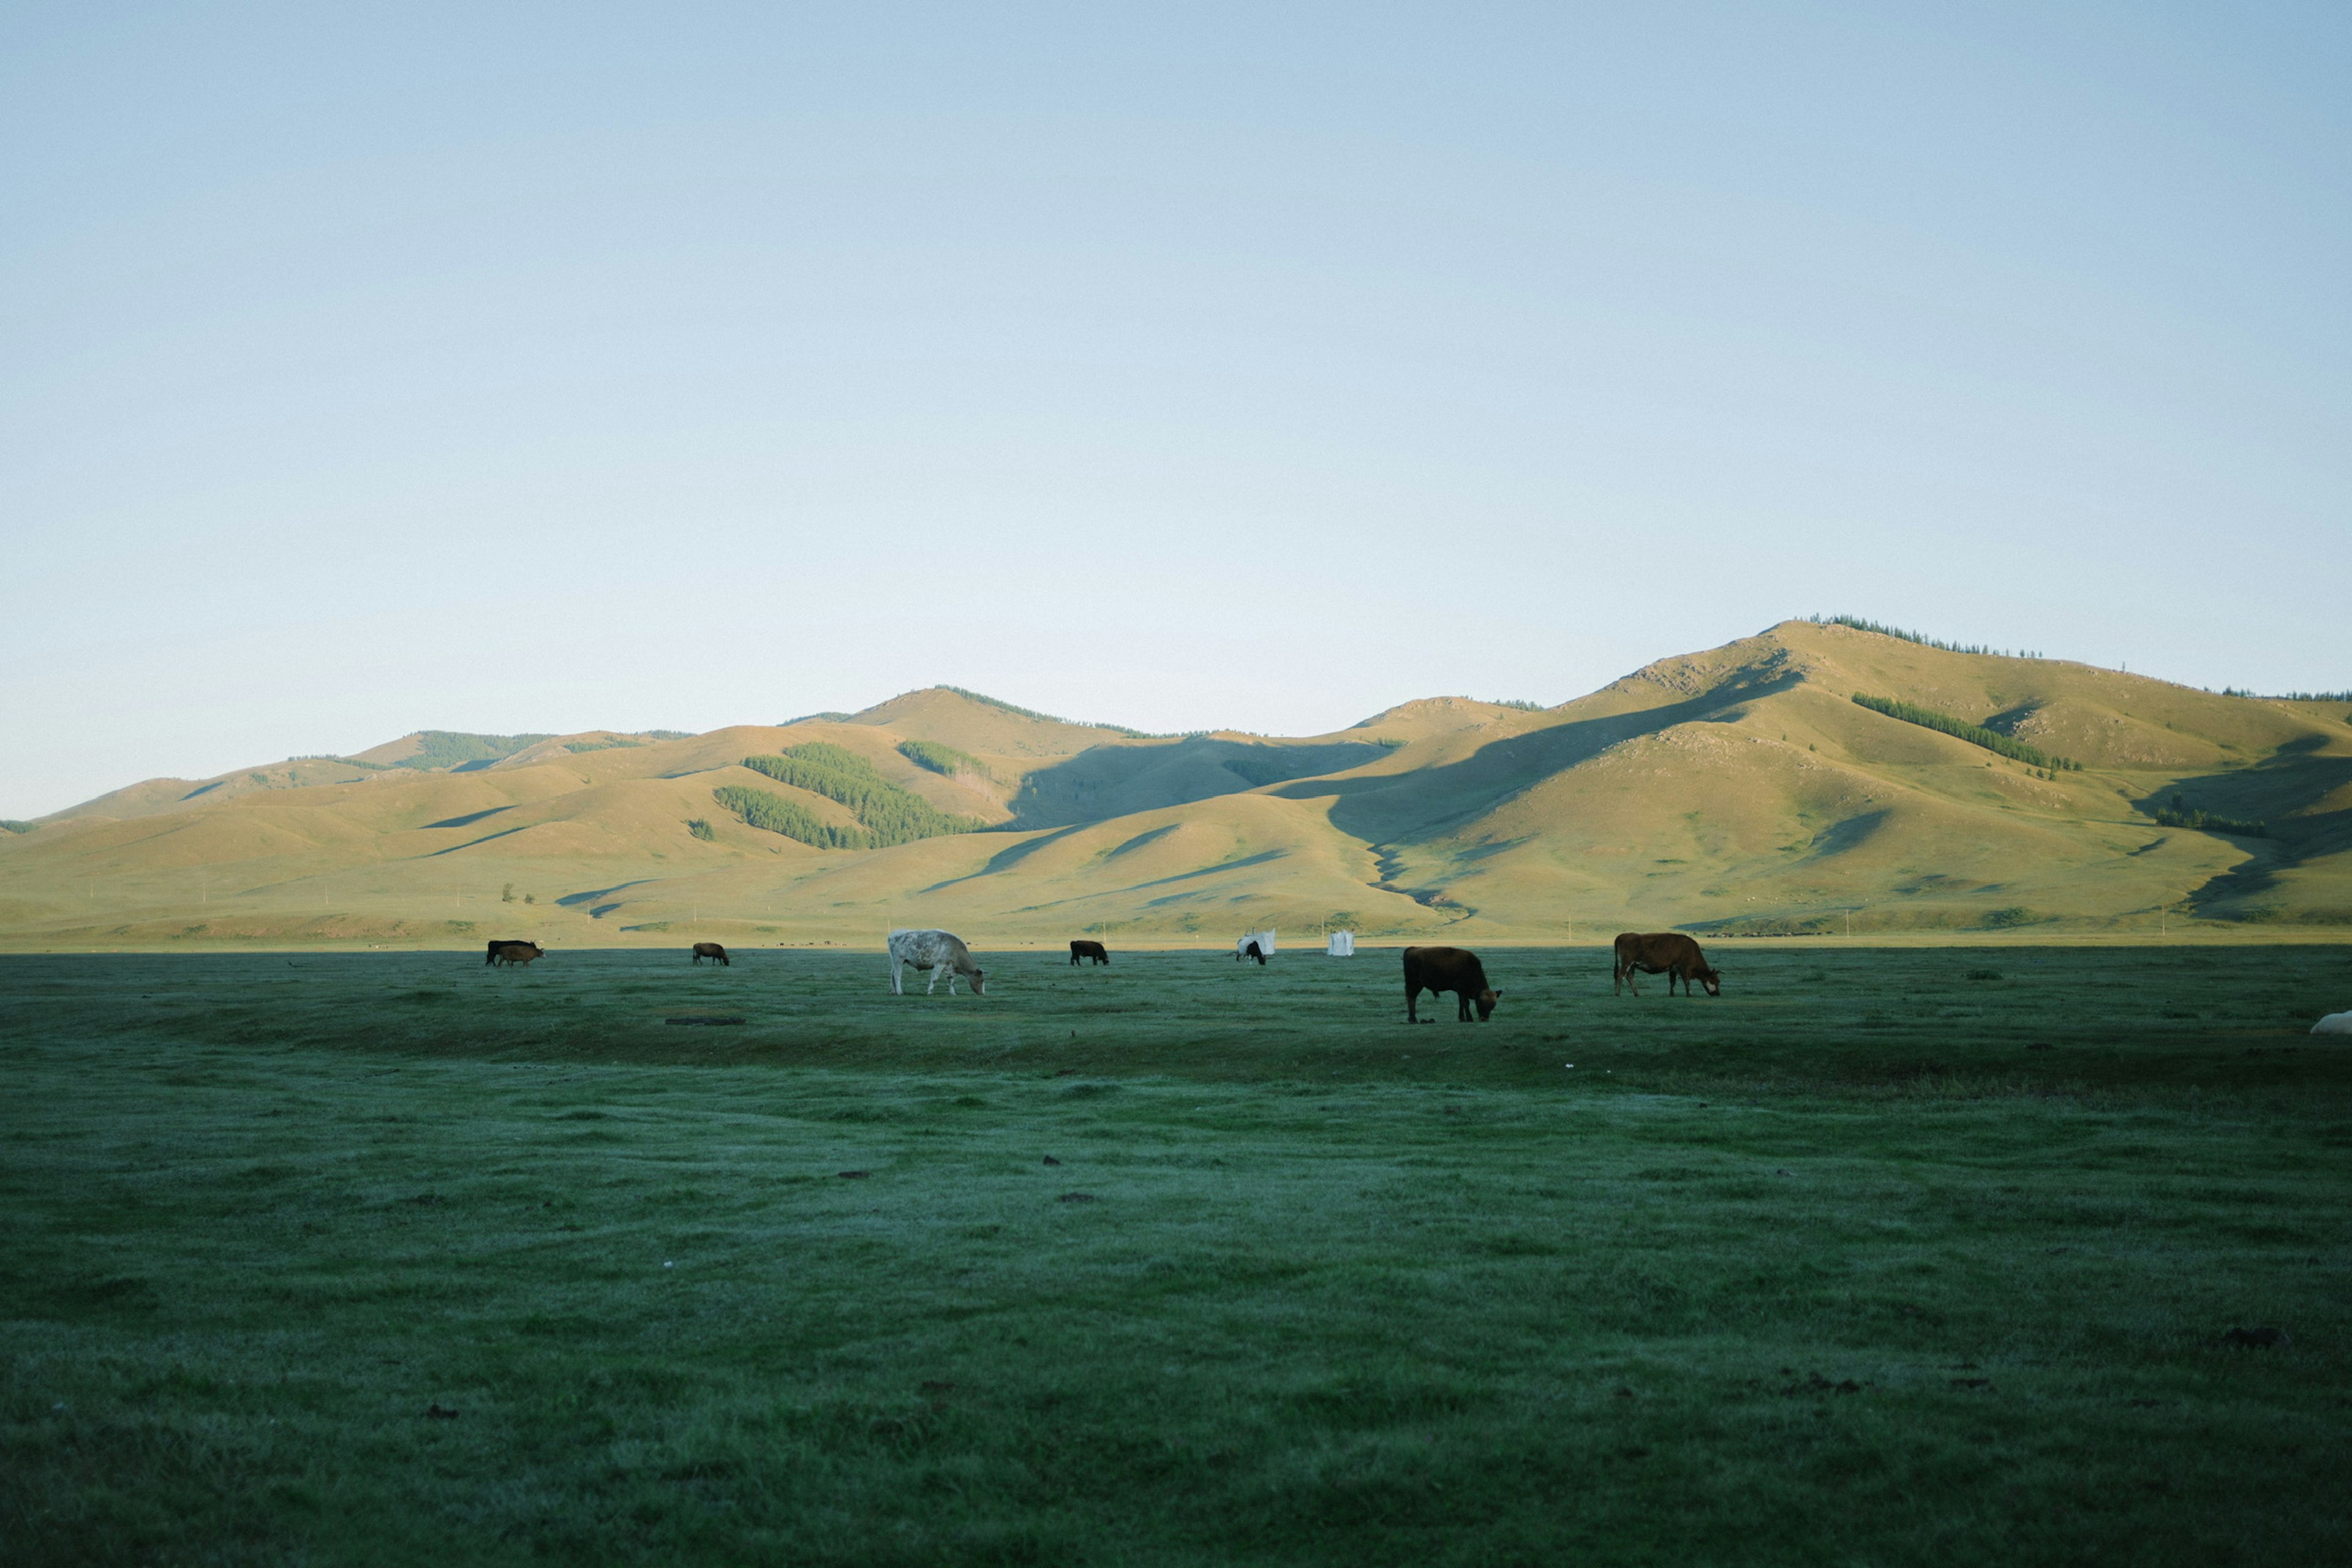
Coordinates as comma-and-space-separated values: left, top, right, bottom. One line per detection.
925, 965, 940, 994
891, 957, 907, 995
1458, 990, 1472, 1022
1406, 981, 1420, 1022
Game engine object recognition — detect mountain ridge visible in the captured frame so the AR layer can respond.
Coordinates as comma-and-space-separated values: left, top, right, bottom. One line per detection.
6, 620, 2348, 947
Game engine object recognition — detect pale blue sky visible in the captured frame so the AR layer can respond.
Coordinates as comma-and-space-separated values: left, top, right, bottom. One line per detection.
4, 3, 2347, 815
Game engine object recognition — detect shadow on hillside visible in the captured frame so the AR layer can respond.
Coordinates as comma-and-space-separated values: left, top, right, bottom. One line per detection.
921, 826, 1089, 893
1269, 668, 1804, 844
2162, 745, 2352, 919
1007, 738, 1393, 830
556, 880, 660, 912
420, 807, 513, 831
426, 824, 535, 857
1805, 810, 1891, 859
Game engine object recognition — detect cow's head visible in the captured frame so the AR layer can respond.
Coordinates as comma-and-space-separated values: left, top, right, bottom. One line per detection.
970, 969, 986, 997
1476, 987, 1501, 1020
1695, 966, 1721, 997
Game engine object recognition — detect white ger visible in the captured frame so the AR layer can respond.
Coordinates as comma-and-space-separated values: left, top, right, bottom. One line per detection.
887, 928, 987, 996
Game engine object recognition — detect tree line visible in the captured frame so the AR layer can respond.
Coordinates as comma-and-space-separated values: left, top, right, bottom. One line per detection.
720, 743, 986, 849
2150, 795, 2267, 838
1850, 694, 2081, 771
897, 739, 989, 778
710, 785, 869, 850
1814, 616, 2045, 660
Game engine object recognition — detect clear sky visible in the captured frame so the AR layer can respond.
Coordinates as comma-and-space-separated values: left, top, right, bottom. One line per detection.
4, 2, 2347, 816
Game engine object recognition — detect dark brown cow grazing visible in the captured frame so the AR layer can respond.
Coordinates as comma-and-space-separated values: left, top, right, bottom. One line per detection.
485, 940, 543, 968
1612, 932, 1719, 996
692, 941, 729, 966
1069, 940, 1109, 966
1404, 946, 1501, 1022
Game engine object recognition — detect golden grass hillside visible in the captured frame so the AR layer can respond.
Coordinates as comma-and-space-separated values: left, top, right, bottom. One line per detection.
4, 620, 2347, 950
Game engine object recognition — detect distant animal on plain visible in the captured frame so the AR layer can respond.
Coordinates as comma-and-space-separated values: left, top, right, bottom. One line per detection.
485, 940, 543, 968
888, 928, 987, 996
691, 941, 729, 966
2315, 1011, 2352, 1036
1403, 946, 1501, 1022
1069, 940, 1109, 966
1235, 930, 1275, 965
1612, 932, 1720, 996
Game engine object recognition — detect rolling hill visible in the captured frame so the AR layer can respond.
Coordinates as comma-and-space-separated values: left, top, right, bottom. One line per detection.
4, 619, 2348, 949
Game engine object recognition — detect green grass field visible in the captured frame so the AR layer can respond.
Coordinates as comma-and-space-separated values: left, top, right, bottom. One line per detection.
5, 945, 2349, 1565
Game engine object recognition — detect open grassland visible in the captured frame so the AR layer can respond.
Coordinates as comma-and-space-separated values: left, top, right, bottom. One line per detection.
4, 946, 2350, 1565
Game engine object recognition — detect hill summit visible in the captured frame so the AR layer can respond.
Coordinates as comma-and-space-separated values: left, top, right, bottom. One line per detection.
4, 620, 2348, 948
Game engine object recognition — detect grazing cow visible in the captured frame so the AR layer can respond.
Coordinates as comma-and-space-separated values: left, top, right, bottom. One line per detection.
1612, 932, 1720, 996
485, 940, 543, 968
888, 928, 987, 996
1404, 946, 1501, 1022
1069, 939, 1109, 966
691, 941, 729, 966
2314, 1011, 2352, 1036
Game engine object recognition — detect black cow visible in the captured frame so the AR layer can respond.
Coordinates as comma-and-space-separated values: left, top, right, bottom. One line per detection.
1237, 940, 1266, 966
1069, 940, 1110, 966
1404, 946, 1501, 1022
692, 941, 729, 966
1611, 932, 1720, 996
486, 940, 544, 968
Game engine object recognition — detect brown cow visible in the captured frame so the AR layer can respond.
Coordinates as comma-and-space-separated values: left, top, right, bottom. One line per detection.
1069, 940, 1109, 966
1404, 946, 1501, 1022
692, 941, 729, 966
486, 940, 544, 968
1612, 932, 1719, 996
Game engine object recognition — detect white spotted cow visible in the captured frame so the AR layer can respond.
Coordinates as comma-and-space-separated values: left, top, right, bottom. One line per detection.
887, 928, 987, 996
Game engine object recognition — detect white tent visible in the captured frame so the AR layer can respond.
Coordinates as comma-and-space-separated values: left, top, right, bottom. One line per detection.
1326, 931, 1355, 957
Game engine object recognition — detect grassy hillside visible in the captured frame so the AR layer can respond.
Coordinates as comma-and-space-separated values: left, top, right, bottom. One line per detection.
4, 627, 2348, 949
